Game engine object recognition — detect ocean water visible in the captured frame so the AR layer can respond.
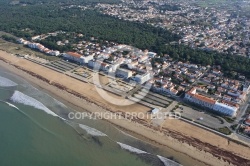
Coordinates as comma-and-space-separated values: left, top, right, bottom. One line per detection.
0, 68, 204, 166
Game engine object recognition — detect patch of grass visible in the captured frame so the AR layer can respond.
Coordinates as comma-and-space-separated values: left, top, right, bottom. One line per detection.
217, 127, 232, 135
230, 124, 238, 131
222, 116, 235, 123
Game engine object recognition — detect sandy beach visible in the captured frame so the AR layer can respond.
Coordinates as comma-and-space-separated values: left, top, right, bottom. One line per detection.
0, 50, 250, 166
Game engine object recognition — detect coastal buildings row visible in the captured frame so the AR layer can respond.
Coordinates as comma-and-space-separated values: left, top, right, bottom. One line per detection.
17, 38, 60, 56
17, 31, 250, 119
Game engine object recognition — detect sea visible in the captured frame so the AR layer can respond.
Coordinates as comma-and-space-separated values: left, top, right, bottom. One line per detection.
0, 67, 205, 166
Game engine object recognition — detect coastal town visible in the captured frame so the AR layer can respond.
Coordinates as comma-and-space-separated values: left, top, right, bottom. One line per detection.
15, 29, 250, 139
95, 0, 250, 57
1, 0, 250, 165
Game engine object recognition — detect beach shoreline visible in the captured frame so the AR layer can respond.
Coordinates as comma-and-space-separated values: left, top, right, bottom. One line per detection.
0, 51, 250, 166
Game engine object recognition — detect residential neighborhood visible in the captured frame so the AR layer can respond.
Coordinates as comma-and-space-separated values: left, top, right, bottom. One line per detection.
95, 0, 250, 57
17, 30, 250, 122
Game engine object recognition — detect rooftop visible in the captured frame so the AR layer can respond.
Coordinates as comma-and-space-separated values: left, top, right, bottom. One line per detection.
187, 88, 216, 104
67, 52, 82, 58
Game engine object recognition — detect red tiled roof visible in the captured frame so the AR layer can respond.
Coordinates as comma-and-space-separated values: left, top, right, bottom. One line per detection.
245, 119, 250, 124
244, 126, 250, 132
67, 52, 82, 58
193, 93, 216, 104
187, 88, 216, 104
221, 100, 239, 108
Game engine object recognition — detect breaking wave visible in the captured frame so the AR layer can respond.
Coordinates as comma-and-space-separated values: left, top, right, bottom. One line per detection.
0, 76, 18, 87
157, 155, 182, 166
117, 142, 148, 154
79, 124, 107, 136
5, 101, 19, 110
10, 91, 65, 120
0, 100, 57, 136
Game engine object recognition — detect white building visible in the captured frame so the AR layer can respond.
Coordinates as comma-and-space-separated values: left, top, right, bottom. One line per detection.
185, 88, 215, 109
81, 54, 94, 64
88, 60, 109, 71
63, 52, 84, 64
148, 52, 157, 58
116, 68, 133, 78
48, 50, 60, 56
213, 102, 237, 117
134, 73, 151, 84
151, 108, 160, 114
63, 52, 93, 64
185, 88, 238, 117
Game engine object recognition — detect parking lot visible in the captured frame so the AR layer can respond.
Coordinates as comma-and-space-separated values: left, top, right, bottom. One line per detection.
131, 88, 173, 108
176, 105, 226, 129
44, 60, 79, 73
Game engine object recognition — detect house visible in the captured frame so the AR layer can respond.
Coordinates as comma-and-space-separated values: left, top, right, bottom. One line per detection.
212, 69, 221, 75
217, 87, 227, 93
169, 87, 179, 95
138, 55, 148, 62
215, 91, 221, 97
244, 126, 250, 134
196, 86, 208, 93
223, 95, 232, 101
203, 77, 211, 83
88, 59, 109, 71
207, 85, 216, 90
148, 52, 157, 58
245, 119, 250, 126
128, 61, 138, 69
31, 35, 41, 40
221, 82, 229, 88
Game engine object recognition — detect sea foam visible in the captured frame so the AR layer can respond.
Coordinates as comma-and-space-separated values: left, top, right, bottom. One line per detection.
79, 124, 107, 136
10, 91, 62, 119
117, 142, 148, 154
157, 155, 182, 166
5, 101, 19, 110
0, 76, 18, 87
